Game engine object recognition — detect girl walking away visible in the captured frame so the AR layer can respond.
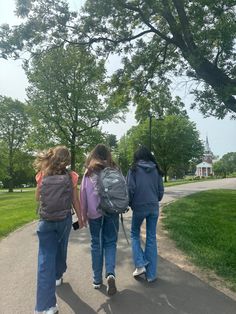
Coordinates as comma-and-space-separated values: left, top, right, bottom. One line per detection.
80, 144, 119, 296
34, 146, 83, 314
127, 146, 164, 283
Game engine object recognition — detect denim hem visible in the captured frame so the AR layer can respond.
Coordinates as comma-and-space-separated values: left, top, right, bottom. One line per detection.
93, 280, 103, 285
35, 304, 56, 312
105, 272, 115, 278
135, 263, 148, 268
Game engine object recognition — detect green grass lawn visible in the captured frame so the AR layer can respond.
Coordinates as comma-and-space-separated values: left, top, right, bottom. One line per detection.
164, 177, 218, 187
162, 189, 236, 291
0, 190, 37, 239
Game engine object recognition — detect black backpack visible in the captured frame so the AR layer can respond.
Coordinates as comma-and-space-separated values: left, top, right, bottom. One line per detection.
39, 173, 73, 221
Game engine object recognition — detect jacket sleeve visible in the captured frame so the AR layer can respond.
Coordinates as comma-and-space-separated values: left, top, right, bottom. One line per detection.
79, 174, 88, 218
126, 169, 136, 206
157, 173, 164, 201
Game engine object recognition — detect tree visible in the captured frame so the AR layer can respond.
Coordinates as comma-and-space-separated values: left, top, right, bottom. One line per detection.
221, 152, 236, 173
26, 46, 122, 170
213, 152, 236, 176
153, 116, 204, 181
117, 115, 204, 181
1, 0, 236, 118
1, 149, 35, 188
0, 141, 8, 182
0, 96, 29, 191
105, 133, 118, 150
116, 133, 133, 175
133, 83, 187, 122
213, 160, 227, 177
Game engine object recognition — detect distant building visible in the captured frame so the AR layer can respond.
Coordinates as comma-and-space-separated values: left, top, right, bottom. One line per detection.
195, 136, 214, 177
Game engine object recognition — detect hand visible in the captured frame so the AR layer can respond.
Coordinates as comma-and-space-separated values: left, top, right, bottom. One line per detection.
125, 207, 130, 213
78, 218, 84, 229
82, 218, 88, 228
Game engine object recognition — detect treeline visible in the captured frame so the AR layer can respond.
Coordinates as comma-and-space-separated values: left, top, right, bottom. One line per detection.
0, 46, 233, 192
213, 153, 236, 178
1, 1, 236, 190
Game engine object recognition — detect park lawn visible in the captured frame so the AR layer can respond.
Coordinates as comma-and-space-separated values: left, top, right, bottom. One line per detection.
162, 189, 236, 291
164, 177, 218, 187
0, 190, 37, 239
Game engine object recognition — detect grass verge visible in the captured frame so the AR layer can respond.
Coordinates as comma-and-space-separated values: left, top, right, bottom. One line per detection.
164, 177, 218, 187
0, 190, 37, 239
162, 189, 236, 291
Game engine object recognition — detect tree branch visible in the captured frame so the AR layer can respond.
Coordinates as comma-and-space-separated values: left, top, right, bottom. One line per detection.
171, 0, 196, 51
64, 29, 155, 47
76, 118, 101, 135
160, 0, 187, 50
121, 2, 175, 45
162, 43, 168, 64
214, 47, 223, 67
40, 109, 71, 143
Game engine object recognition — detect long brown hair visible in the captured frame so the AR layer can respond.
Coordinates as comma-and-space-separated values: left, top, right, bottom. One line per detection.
33, 146, 71, 176
85, 144, 116, 176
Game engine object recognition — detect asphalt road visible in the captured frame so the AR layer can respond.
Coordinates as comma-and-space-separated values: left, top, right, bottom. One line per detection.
0, 178, 235, 314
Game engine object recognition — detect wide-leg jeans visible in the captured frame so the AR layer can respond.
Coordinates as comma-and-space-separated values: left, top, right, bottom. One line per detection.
35, 214, 72, 312
131, 209, 159, 281
89, 214, 119, 284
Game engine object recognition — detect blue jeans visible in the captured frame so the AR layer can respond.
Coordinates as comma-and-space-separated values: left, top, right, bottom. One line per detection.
89, 215, 119, 284
35, 214, 72, 312
131, 209, 159, 281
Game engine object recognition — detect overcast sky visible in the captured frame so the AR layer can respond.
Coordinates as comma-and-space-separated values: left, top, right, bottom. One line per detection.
0, 0, 235, 158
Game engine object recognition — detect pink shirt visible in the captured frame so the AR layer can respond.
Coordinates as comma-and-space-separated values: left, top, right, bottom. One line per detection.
36, 171, 79, 187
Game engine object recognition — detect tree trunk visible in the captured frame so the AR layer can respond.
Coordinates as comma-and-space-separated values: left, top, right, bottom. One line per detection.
161, 1, 236, 114
8, 150, 14, 193
164, 173, 167, 182
70, 133, 76, 171
8, 180, 13, 193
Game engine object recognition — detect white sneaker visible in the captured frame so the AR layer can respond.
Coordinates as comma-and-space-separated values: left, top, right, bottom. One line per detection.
34, 304, 58, 314
56, 277, 63, 286
44, 304, 59, 314
106, 275, 117, 296
93, 282, 102, 289
133, 267, 146, 277
147, 277, 157, 283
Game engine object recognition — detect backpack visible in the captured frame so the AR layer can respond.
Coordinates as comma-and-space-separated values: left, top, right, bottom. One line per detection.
39, 172, 73, 221
97, 167, 129, 215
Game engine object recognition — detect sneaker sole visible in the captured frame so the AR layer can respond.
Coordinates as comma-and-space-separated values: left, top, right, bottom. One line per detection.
56, 278, 63, 287
107, 277, 117, 296
133, 271, 146, 278
93, 284, 102, 289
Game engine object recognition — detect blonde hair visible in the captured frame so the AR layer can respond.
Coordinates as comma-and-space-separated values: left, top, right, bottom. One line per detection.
34, 146, 71, 176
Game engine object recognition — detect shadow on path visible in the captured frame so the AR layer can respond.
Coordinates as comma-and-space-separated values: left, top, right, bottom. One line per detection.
57, 283, 96, 314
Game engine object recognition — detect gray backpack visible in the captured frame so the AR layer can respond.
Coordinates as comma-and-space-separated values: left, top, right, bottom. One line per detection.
39, 173, 73, 221
98, 167, 129, 215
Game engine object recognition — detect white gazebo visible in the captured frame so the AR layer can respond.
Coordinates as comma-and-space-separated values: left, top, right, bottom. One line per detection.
195, 161, 213, 177
195, 136, 215, 177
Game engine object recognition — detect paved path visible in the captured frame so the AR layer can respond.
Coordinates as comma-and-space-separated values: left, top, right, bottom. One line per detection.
0, 178, 235, 314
